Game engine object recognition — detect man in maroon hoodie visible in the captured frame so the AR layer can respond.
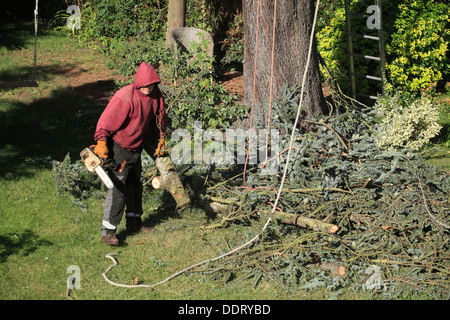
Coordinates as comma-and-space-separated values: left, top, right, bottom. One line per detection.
93, 62, 167, 246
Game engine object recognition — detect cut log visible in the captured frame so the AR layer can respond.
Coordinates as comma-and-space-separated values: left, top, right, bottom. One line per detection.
205, 197, 339, 234
318, 261, 345, 276
152, 156, 191, 208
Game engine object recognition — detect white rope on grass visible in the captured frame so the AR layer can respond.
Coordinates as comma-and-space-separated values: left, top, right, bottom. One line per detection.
102, 218, 272, 288
102, 0, 322, 289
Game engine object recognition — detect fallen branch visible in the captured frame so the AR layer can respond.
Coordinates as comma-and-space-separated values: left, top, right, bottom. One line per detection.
207, 195, 242, 205
206, 195, 339, 234
268, 210, 339, 234
417, 174, 450, 230
282, 187, 353, 194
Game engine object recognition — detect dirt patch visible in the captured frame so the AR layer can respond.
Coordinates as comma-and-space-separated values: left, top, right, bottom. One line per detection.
219, 71, 244, 102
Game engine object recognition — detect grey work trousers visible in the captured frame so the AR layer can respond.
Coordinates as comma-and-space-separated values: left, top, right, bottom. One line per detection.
101, 142, 143, 236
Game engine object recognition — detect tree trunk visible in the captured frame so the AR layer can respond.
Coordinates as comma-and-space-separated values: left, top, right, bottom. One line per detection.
243, 0, 327, 125
166, 0, 186, 42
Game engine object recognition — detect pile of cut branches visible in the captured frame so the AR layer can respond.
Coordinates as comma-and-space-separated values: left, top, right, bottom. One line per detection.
52, 87, 449, 299
183, 88, 450, 299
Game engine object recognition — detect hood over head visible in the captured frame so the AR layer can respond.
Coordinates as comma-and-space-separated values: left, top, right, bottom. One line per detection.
134, 62, 161, 89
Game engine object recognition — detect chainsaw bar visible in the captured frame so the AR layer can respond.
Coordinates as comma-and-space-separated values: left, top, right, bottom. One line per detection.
80, 147, 114, 189
94, 165, 114, 189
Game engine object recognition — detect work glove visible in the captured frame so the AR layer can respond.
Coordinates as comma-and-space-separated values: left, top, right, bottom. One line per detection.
94, 140, 108, 158
154, 138, 166, 156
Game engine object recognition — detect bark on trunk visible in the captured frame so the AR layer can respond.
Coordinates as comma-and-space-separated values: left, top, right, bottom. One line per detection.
166, 0, 186, 42
243, 0, 327, 125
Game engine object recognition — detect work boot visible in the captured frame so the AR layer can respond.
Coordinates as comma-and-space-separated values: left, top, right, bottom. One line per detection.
101, 233, 119, 246
126, 216, 157, 234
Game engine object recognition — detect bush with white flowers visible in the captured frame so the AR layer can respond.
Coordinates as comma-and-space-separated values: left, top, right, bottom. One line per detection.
374, 94, 442, 151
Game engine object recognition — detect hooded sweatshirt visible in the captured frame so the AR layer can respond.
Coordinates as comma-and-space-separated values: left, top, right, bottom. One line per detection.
94, 62, 167, 152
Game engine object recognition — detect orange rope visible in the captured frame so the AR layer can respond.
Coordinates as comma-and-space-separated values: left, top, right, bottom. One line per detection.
243, 0, 261, 188
243, 0, 279, 183
265, 0, 277, 163
241, 0, 282, 211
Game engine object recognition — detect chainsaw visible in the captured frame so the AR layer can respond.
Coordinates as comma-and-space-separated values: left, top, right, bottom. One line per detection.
80, 146, 191, 209
80, 146, 115, 189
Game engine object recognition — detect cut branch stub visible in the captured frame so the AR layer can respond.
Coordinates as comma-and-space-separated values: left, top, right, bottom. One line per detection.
318, 261, 346, 276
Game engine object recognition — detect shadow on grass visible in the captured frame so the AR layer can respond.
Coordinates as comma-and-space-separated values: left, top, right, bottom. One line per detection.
0, 229, 53, 263
115, 174, 212, 245
116, 192, 180, 245
0, 63, 88, 84
0, 79, 117, 180
0, 22, 37, 52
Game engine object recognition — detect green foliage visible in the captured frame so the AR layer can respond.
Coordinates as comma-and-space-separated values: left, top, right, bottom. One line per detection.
316, 0, 450, 96
185, 0, 215, 33
433, 85, 450, 147
219, 12, 244, 71
105, 37, 172, 76
52, 153, 105, 211
89, 0, 167, 40
48, 9, 78, 35
73, 0, 227, 44
316, 1, 352, 93
317, 0, 383, 95
374, 93, 442, 151
160, 36, 248, 131
385, 0, 450, 93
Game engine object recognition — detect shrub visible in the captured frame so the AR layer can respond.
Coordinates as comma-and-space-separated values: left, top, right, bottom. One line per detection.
159, 36, 248, 132
316, 0, 450, 96
385, 0, 450, 93
374, 93, 442, 151
316, 5, 349, 92
89, 0, 167, 40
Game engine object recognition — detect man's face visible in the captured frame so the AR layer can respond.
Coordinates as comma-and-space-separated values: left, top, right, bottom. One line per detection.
139, 84, 155, 96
